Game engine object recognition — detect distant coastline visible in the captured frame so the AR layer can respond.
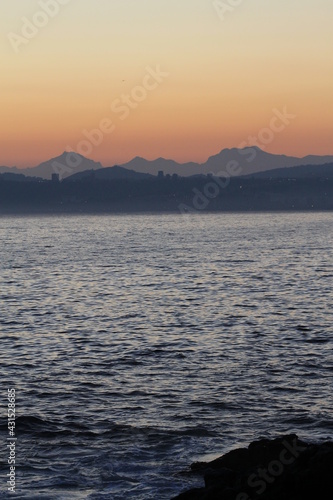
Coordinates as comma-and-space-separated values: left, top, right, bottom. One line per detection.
0, 175, 333, 214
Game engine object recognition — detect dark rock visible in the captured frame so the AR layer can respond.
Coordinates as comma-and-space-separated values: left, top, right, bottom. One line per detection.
172, 434, 333, 500
204, 467, 236, 489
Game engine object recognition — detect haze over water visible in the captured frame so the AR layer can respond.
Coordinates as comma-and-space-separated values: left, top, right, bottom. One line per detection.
0, 212, 332, 499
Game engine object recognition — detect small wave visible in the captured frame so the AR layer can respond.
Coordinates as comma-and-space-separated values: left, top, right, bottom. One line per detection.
15, 415, 59, 432
14, 415, 95, 438
305, 338, 329, 344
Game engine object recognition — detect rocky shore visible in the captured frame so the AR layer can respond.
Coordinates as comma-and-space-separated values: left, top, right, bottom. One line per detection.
172, 434, 333, 499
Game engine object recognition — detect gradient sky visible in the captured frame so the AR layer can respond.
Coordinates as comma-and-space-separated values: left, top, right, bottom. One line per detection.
0, 0, 332, 167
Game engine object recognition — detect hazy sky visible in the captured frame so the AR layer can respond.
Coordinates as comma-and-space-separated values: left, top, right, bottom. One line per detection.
1, 0, 332, 167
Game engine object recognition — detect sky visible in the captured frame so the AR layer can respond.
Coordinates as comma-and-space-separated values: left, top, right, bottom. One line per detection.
0, 0, 332, 167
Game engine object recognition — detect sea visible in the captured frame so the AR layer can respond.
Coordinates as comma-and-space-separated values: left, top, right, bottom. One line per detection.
0, 212, 332, 499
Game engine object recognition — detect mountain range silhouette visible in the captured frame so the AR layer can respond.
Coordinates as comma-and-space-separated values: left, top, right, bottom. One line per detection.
1, 147, 333, 180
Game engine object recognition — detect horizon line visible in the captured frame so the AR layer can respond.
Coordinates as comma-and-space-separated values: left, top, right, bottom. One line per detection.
3, 145, 333, 171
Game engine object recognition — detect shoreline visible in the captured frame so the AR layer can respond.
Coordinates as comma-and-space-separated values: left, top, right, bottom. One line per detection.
172, 434, 333, 499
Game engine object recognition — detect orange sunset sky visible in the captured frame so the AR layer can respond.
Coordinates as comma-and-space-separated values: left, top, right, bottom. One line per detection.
0, 0, 332, 167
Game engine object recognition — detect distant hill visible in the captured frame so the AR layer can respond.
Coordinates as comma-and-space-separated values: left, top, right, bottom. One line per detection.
0, 166, 21, 175
121, 156, 200, 176
65, 165, 153, 181
246, 162, 333, 179
2, 148, 333, 179
0, 152, 102, 180
0, 172, 43, 182
121, 148, 333, 177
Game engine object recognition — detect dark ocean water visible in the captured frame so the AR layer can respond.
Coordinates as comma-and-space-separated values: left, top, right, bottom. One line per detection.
0, 213, 332, 499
